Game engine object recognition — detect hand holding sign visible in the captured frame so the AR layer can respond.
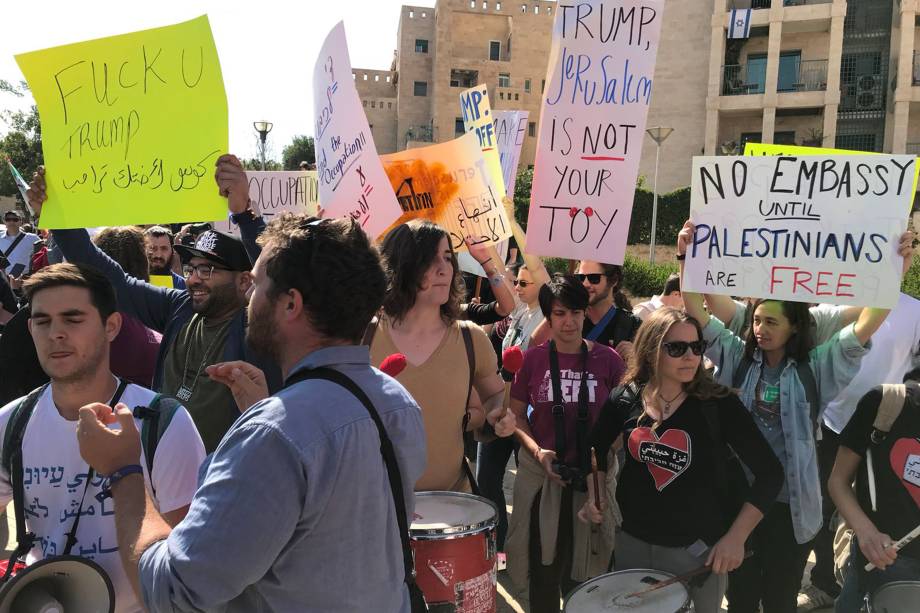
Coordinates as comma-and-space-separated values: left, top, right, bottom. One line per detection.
26, 166, 47, 219
214, 154, 250, 214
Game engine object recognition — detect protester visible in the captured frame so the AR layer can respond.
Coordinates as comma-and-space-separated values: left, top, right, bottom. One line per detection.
462, 238, 516, 325
27, 157, 280, 452
678, 221, 911, 613
632, 272, 682, 320
369, 220, 513, 492
144, 226, 186, 289
582, 307, 783, 613
92, 227, 163, 388
505, 275, 625, 612
478, 262, 548, 556
76, 215, 428, 612
0, 263, 204, 613
828, 367, 920, 612
0, 209, 40, 277
531, 261, 641, 358
0, 267, 16, 325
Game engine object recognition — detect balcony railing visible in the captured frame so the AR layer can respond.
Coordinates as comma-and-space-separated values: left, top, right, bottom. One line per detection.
781, 0, 832, 6
914, 52, 920, 86
778, 59, 828, 92
728, 0, 771, 8
907, 143, 920, 156
722, 65, 763, 95
406, 125, 433, 143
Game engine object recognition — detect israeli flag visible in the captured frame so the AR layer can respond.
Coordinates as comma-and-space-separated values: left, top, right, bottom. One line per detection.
729, 8, 752, 39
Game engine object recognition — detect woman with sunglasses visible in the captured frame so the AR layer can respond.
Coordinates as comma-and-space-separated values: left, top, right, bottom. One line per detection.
676, 221, 901, 613
582, 307, 783, 613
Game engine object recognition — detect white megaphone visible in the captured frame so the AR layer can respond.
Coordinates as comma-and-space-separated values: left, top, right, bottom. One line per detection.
0, 556, 114, 613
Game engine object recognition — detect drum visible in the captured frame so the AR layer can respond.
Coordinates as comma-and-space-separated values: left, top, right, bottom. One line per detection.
564, 569, 692, 613
410, 491, 498, 613
865, 581, 920, 612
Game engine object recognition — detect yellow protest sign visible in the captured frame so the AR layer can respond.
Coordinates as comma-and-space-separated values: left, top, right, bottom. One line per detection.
744, 142, 919, 206
16, 15, 228, 229
459, 86, 506, 200
149, 274, 175, 288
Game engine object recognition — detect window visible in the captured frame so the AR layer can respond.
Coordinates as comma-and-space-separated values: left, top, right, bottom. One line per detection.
774, 131, 796, 145
777, 51, 802, 92
363, 74, 368, 80
362, 100, 367, 107
409, 10, 414, 18
489, 41, 501, 61
388, 102, 393, 109
455, 118, 466, 136
546, 5, 552, 14
421, 11, 426, 17
739, 132, 761, 149
541, 79, 545, 93
497, 2, 502, 8
413, 81, 428, 96
450, 69, 478, 88
528, 122, 536, 137
482, 1, 488, 8
521, 4, 527, 12
374, 75, 379, 82
746, 54, 767, 94
499, 92, 504, 99
371, 101, 376, 108
470, 0, 475, 6
415, 39, 429, 53
534, 5, 539, 14
498, 73, 510, 87
514, 93, 519, 100
386, 76, 391, 83
524, 79, 531, 93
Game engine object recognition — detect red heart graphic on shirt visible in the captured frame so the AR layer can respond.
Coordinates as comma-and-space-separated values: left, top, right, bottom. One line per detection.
890, 438, 920, 509
628, 427, 692, 491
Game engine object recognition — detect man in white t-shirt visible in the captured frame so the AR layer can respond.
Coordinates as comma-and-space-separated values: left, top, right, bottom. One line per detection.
0, 210, 39, 276
0, 263, 205, 613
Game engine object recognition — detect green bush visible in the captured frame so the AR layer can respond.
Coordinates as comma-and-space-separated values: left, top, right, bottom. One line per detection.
903, 258, 920, 298
541, 257, 570, 276
622, 255, 679, 298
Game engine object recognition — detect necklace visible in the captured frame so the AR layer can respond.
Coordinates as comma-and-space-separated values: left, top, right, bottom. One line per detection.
176, 315, 232, 402
657, 389, 685, 416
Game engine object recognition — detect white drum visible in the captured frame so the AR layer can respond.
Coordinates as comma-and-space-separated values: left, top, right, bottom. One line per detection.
564, 569, 691, 612
865, 581, 920, 613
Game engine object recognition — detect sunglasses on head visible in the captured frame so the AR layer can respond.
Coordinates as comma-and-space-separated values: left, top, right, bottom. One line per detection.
662, 340, 708, 358
575, 273, 603, 285
513, 280, 533, 288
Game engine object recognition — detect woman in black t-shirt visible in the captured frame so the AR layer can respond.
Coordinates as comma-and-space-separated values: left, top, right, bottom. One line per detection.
581, 307, 783, 613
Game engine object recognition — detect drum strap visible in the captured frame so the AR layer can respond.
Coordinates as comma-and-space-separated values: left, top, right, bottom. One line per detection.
548, 340, 590, 474
283, 366, 428, 611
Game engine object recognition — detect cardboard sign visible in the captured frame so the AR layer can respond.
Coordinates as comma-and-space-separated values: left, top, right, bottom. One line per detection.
526, 0, 664, 264
213, 170, 318, 236
684, 155, 914, 308
459, 86, 506, 200
16, 15, 228, 229
493, 110, 529, 196
379, 132, 513, 252
744, 142, 920, 202
313, 22, 402, 238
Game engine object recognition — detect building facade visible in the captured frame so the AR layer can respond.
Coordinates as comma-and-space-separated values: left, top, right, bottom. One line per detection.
354, 0, 920, 195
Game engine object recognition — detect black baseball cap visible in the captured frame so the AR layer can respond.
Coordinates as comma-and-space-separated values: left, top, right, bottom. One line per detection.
3, 210, 21, 221
174, 229, 252, 272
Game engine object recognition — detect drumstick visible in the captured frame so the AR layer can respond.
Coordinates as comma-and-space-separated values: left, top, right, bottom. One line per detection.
623, 551, 754, 600
864, 523, 920, 571
474, 277, 483, 301
591, 447, 601, 512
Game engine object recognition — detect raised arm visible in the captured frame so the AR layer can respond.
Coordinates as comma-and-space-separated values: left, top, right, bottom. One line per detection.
466, 238, 515, 317
502, 196, 550, 286
216, 154, 266, 264
676, 220, 710, 328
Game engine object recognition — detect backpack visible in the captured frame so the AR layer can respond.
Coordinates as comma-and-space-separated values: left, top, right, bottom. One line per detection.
732, 355, 821, 438
833, 384, 908, 585
0, 383, 181, 569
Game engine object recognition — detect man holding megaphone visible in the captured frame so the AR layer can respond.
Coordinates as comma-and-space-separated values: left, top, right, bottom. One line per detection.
0, 264, 205, 613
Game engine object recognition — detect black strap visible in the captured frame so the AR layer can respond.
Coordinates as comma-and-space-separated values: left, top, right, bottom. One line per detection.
283, 367, 427, 610
2, 233, 26, 260
459, 323, 480, 495
548, 340, 590, 474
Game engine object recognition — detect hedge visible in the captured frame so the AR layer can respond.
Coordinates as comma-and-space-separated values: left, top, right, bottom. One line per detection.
904, 258, 920, 298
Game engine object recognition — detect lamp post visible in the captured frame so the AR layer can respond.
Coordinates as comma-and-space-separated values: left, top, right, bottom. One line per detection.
253, 120, 274, 170
645, 126, 674, 264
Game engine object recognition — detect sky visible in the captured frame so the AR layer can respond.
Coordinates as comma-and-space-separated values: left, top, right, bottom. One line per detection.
0, 0, 430, 162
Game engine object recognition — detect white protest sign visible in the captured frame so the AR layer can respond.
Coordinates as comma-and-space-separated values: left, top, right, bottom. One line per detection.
494, 110, 529, 196
684, 155, 914, 308
526, 0, 664, 264
313, 22, 402, 238
213, 170, 318, 236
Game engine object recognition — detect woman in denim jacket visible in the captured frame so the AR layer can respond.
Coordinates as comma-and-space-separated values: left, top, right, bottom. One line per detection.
676, 221, 907, 613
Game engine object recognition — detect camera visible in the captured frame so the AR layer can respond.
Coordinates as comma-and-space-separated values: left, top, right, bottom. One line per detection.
552, 461, 587, 492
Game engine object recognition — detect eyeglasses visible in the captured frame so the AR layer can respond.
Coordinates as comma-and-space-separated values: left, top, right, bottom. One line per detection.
182, 264, 229, 280
513, 280, 533, 288
3, 217, 20, 223
575, 273, 603, 285
662, 340, 708, 358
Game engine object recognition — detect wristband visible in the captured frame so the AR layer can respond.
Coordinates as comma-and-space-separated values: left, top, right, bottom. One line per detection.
676, 253, 686, 261
230, 203, 259, 224
95, 464, 143, 502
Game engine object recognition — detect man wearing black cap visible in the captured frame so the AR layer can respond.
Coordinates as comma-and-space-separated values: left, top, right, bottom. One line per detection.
26, 156, 280, 452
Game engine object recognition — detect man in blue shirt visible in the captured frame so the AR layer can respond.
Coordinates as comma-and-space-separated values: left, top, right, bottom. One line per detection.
76, 215, 428, 612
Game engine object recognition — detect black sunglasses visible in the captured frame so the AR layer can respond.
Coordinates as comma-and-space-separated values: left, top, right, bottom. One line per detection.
513, 280, 533, 287
575, 273, 603, 285
662, 340, 708, 358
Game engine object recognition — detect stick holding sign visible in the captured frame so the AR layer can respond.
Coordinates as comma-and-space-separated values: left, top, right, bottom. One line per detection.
16, 15, 228, 229
683, 155, 914, 308
313, 22, 403, 238
526, 0, 664, 264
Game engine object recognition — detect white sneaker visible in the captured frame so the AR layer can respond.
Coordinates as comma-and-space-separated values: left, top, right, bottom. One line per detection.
797, 584, 834, 612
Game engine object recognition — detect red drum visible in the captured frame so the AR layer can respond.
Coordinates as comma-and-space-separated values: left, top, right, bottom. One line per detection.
410, 492, 498, 612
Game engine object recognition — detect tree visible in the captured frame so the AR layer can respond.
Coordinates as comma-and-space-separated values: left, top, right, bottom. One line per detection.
282, 135, 315, 170
513, 167, 533, 231
0, 80, 42, 202
242, 158, 282, 171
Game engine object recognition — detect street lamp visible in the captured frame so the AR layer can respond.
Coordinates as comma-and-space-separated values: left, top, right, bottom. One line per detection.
645, 126, 674, 264
253, 120, 274, 170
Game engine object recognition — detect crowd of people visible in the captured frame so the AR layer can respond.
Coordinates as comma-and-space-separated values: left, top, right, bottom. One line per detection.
0, 154, 915, 613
